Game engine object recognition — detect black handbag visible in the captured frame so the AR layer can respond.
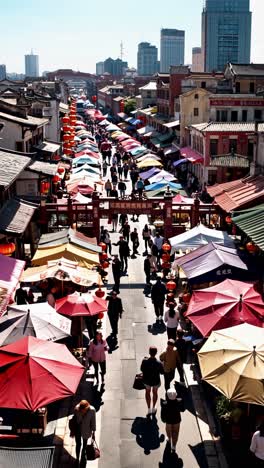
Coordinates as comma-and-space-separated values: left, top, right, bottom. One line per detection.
69, 415, 78, 438
86, 439, 100, 460
133, 373, 145, 390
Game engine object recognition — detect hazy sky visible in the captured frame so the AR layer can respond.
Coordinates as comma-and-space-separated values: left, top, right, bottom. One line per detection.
1, 0, 263, 74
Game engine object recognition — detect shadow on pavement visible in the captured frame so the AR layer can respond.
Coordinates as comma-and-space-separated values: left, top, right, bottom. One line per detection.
106, 334, 119, 353
148, 322, 166, 335
188, 442, 209, 468
159, 441, 184, 467
131, 415, 164, 455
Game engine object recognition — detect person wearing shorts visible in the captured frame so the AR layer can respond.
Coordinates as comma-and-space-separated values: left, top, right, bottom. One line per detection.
140, 346, 164, 416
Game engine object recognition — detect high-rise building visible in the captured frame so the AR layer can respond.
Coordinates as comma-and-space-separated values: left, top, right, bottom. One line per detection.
160, 29, 185, 73
192, 47, 203, 72
0, 65, 6, 80
137, 42, 159, 76
103, 58, 128, 76
202, 0, 252, 72
96, 62, 104, 75
25, 51, 39, 77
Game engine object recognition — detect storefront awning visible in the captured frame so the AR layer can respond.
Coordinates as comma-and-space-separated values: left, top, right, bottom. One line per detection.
36, 141, 61, 154
117, 112, 128, 119
180, 147, 204, 164
210, 154, 249, 168
163, 120, 180, 129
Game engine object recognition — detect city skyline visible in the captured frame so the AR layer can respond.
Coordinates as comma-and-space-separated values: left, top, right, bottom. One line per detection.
0, 0, 263, 75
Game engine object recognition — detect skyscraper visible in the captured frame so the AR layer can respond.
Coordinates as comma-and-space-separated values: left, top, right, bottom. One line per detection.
202, 0, 252, 72
0, 65, 6, 80
137, 42, 159, 76
25, 51, 39, 77
160, 29, 185, 73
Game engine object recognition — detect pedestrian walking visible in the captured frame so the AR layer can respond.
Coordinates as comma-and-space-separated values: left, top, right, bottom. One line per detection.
102, 161, 108, 177
117, 163, 123, 180
151, 277, 167, 322
112, 213, 118, 232
140, 346, 164, 416
121, 222, 130, 243
110, 186, 118, 198
119, 213, 128, 229
113, 236, 130, 272
111, 172, 118, 185
112, 154, 118, 166
101, 228, 112, 255
130, 169, 138, 190
118, 180, 126, 198
153, 232, 164, 267
136, 178, 144, 198
250, 422, 264, 466
15, 284, 28, 305
107, 291, 124, 338
123, 163, 129, 180
144, 254, 152, 285
130, 228, 139, 257
105, 179, 112, 197
87, 331, 108, 385
73, 400, 96, 464
160, 339, 184, 390
162, 388, 183, 454
175, 329, 187, 365
142, 224, 152, 253
112, 255, 122, 293
164, 303, 180, 341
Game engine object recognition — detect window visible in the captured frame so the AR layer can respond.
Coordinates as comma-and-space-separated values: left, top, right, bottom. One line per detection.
210, 139, 218, 156
254, 109, 262, 121
194, 93, 199, 99
229, 139, 237, 154
248, 140, 254, 159
201, 82, 206, 89
249, 82, 255, 93
242, 110, 248, 122
231, 110, 238, 122
235, 82, 240, 93
194, 108, 199, 117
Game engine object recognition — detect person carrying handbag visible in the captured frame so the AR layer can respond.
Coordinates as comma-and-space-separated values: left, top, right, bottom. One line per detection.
72, 400, 96, 465
86, 331, 108, 386
161, 388, 183, 454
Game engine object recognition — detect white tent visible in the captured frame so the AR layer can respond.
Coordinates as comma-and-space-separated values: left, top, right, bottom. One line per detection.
149, 170, 176, 183
169, 224, 235, 252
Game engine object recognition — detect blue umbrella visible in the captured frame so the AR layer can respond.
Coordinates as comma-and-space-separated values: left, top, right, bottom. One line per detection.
130, 146, 147, 156
145, 181, 182, 191
173, 159, 188, 167
72, 156, 100, 167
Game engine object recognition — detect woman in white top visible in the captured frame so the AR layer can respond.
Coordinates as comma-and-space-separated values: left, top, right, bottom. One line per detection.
250, 422, 264, 466
164, 303, 180, 341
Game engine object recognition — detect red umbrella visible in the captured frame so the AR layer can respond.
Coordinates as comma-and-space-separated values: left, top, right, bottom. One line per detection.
56, 291, 107, 317
0, 336, 84, 411
116, 135, 130, 141
186, 279, 264, 337
74, 150, 100, 159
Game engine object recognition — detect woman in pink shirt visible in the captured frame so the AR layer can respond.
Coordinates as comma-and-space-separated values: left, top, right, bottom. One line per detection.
87, 332, 108, 385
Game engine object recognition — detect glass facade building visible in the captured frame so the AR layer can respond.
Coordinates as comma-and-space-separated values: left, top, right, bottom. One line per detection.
160, 29, 185, 73
137, 42, 159, 76
202, 0, 251, 72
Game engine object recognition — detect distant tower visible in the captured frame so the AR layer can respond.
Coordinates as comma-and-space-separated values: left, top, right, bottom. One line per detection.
160, 29, 185, 73
25, 50, 39, 77
120, 41, 124, 62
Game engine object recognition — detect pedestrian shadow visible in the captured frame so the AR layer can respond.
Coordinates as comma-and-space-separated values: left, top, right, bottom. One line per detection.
188, 442, 208, 468
148, 322, 166, 335
92, 383, 105, 412
159, 441, 184, 467
106, 334, 119, 353
131, 416, 164, 455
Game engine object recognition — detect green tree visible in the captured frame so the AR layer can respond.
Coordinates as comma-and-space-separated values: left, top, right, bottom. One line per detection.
124, 98, 136, 114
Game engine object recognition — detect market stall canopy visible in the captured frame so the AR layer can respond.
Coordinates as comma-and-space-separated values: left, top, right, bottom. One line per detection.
186, 279, 264, 337
145, 181, 182, 192
72, 164, 100, 175
172, 243, 248, 284
56, 292, 107, 317
172, 194, 198, 204
0, 336, 84, 411
145, 187, 187, 198
74, 150, 100, 159
67, 178, 95, 195
32, 243, 99, 268
0, 303, 71, 345
169, 224, 235, 252
149, 170, 176, 183
22, 258, 100, 287
180, 147, 204, 164
36, 228, 101, 253
106, 124, 120, 132
139, 168, 161, 180
130, 146, 147, 156
137, 159, 163, 169
72, 156, 100, 167
136, 154, 161, 162
0, 255, 25, 318
198, 323, 264, 405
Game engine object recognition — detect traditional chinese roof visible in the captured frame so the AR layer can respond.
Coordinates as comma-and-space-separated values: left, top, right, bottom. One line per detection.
232, 205, 264, 251
0, 111, 49, 127
0, 150, 31, 189
28, 159, 58, 176
0, 198, 38, 235
210, 154, 249, 168
191, 122, 264, 133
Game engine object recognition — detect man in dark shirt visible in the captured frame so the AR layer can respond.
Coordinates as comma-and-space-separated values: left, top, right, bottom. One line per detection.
107, 291, 124, 337
140, 346, 164, 416
15, 284, 28, 305
151, 277, 167, 322
112, 255, 122, 294
144, 254, 152, 285
113, 236, 130, 272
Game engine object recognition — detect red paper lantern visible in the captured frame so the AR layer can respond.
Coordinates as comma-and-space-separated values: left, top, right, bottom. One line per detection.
225, 216, 232, 224
63, 134, 71, 142
101, 261, 109, 269
166, 281, 176, 291
40, 181, 50, 194
120, 100, 125, 113
183, 293, 191, 304
0, 243, 16, 256
92, 95, 97, 103
99, 242, 107, 252
162, 262, 171, 270
162, 253, 170, 262
246, 242, 258, 253
52, 175, 60, 183
95, 288, 105, 298
63, 148, 72, 155
58, 167, 64, 174
98, 311, 104, 319
62, 125, 72, 132
162, 243, 171, 252
100, 252, 108, 261
62, 116, 70, 124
